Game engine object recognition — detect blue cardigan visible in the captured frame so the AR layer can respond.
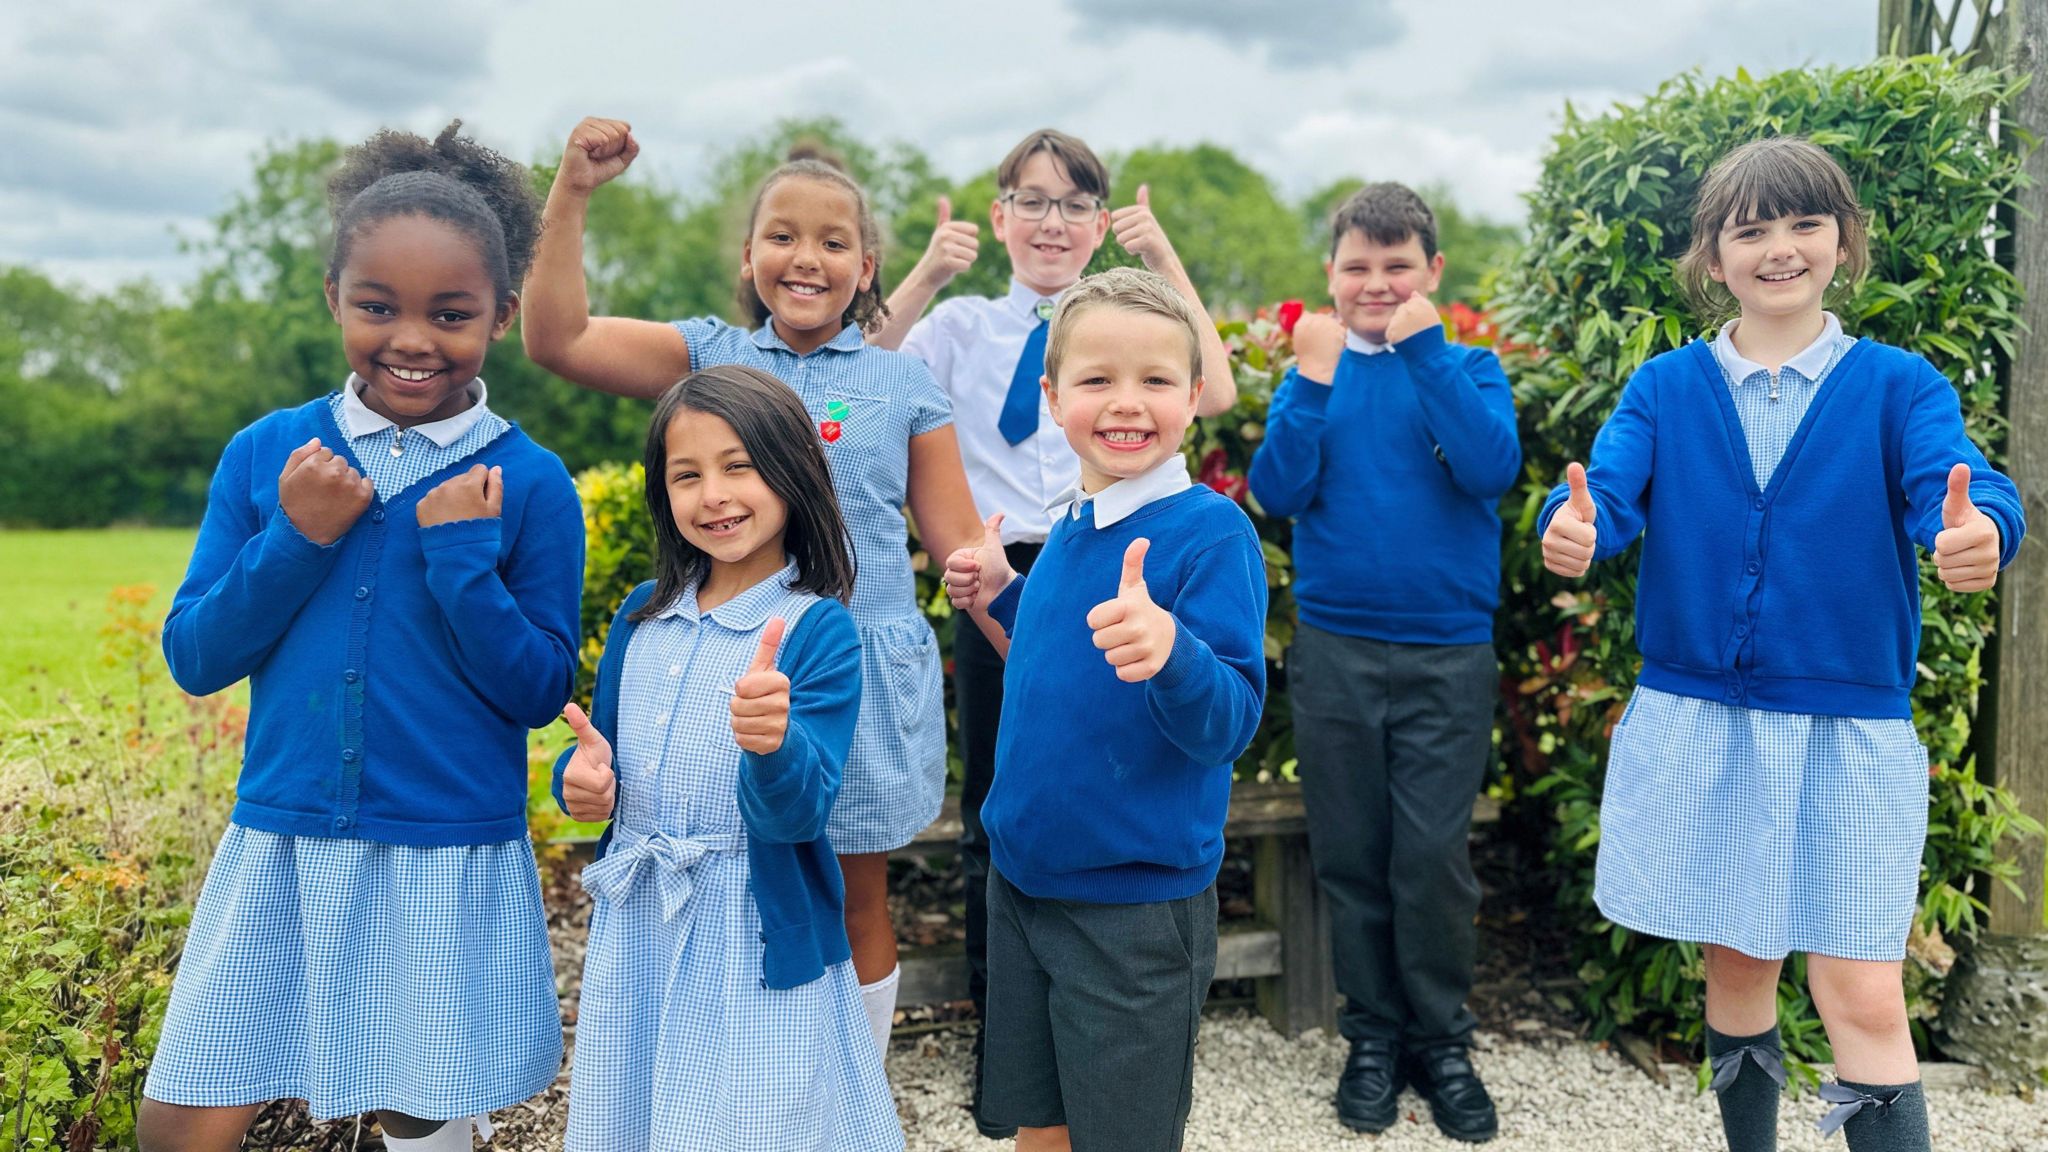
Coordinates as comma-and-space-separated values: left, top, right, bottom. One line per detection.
1538, 339, 2024, 718
164, 398, 584, 845
556, 581, 862, 989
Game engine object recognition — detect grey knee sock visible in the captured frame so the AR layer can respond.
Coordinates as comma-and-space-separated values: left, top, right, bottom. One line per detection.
1822, 1079, 1928, 1151
1706, 1024, 1785, 1152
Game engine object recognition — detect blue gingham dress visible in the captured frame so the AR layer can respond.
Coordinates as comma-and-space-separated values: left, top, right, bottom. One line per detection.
565, 566, 902, 1152
674, 317, 950, 853
1595, 318, 1930, 963
145, 384, 562, 1118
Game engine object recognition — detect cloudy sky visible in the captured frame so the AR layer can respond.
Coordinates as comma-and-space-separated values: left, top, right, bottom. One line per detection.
3, 0, 1879, 293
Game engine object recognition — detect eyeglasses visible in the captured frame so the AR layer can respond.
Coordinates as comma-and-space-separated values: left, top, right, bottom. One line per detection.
1001, 191, 1103, 224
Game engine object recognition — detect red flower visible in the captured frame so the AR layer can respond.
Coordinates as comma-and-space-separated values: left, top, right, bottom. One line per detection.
1197, 447, 1248, 504
1277, 299, 1304, 335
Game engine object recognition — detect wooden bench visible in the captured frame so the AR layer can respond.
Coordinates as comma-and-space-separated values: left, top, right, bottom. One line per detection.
890, 781, 1499, 1038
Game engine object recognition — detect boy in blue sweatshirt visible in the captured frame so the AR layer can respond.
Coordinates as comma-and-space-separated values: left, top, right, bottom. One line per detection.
943, 267, 1266, 1151
1248, 183, 1518, 1142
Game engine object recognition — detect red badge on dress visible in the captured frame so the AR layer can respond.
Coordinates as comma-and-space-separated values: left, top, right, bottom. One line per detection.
819, 420, 843, 443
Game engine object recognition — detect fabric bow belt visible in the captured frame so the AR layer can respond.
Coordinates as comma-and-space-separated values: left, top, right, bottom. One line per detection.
581, 828, 747, 922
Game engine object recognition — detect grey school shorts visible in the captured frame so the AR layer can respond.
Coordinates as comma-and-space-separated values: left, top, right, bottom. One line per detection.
980, 867, 1219, 1150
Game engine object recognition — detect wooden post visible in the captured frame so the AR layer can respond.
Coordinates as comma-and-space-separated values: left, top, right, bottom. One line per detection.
1988, 0, 2048, 940
1939, 0, 2048, 1090
1253, 832, 1337, 1037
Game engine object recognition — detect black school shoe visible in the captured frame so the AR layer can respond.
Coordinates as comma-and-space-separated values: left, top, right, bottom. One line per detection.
1335, 1036, 1406, 1133
970, 1028, 1017, 1140
1406, 1043, 1499, 1143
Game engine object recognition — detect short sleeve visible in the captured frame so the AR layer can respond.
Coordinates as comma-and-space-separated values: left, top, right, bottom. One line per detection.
900, 298, 962, 396
672, 316, 755, 370
899, 352, 954, 436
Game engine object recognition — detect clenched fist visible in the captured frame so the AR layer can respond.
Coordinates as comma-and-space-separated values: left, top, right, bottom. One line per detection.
279, 438, 374, 546
417, 464, 503, 528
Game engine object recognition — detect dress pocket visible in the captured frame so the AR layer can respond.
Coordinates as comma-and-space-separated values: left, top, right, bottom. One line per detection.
804, 391, 890, 457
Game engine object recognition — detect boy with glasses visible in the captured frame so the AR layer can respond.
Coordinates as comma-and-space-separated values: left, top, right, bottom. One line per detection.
875, 129, 1236, 1140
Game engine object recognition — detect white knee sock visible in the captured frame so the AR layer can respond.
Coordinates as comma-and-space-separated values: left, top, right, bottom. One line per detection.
381, 1114, 491, 1150
860, 964, 901, 1057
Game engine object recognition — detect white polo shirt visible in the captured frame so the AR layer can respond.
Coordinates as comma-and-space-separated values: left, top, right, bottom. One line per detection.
901, 280, 1081, 544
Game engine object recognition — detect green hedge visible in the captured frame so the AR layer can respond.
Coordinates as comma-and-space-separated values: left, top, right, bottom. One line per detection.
1487, 55, 2040, 1065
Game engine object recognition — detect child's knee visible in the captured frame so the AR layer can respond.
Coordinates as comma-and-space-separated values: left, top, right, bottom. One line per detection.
1809, 959, 1907, 1036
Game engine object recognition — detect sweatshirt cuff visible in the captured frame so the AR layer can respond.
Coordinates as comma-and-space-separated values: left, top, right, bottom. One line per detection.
1392, 322, 1453, 369
1283, 367, 1335, 414
265, 505, 341, 563
418, 515, 504, 556
1982, 504, 2022, 569
1148, 617, 1208, 697
988, 575, 1026, 635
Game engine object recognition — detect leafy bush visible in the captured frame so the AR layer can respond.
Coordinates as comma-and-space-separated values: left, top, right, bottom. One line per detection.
0, 588, 240, 1150
1486, 55, 2040, 1063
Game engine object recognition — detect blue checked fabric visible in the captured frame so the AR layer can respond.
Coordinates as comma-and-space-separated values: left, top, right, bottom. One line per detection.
671, 317, 949, 853
325, 389, 510, 498
1593, 325, 1929, 963
144, 825, 561, 1119
565, 568, 902, 1152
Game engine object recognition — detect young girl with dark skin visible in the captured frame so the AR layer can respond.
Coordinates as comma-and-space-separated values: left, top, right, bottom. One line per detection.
142, 123, 581, 1152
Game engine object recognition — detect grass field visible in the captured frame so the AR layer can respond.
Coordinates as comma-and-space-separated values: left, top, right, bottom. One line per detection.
0, 527, 199, 712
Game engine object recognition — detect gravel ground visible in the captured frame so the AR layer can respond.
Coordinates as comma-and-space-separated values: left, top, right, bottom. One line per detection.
242, 844, 2047, 1150
890, 1014, 2048, 1151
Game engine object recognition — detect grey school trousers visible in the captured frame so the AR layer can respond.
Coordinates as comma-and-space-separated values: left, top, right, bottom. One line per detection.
1287, 623, 1498, 1047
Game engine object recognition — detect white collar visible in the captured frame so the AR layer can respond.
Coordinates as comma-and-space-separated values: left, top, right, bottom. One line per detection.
1344, 330, 1394, 356
1047, 453, 1193, 528
1006, 278, 1063, 323
1713, 312, 1844, 385
340, 375, 490, 446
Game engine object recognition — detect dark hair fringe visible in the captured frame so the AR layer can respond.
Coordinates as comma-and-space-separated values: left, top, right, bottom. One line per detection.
734, 159, 891, 335
997, 129, 1110, 200
1676, 136, 1871, 323
1327, 181, 1438, 260
633, 364, 857, 620
326, 119, 542, 301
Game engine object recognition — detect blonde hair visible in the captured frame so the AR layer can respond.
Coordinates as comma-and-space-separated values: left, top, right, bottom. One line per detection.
1044, 267, 1202, 387
1677, 136, 1870, 322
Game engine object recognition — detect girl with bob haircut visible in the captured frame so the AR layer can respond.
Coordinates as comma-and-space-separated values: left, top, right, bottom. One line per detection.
1540, 135, 2023, 1152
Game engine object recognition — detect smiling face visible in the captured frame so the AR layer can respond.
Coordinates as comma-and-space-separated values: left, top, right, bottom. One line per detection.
992, 150, 1109, 297
663, 407, 790, 591
1326, 228, 1444, 343
1709, 211, 1843, 325
325, 213, 514, 426
1044, 306, 1203, 493
741, 176, 875, 355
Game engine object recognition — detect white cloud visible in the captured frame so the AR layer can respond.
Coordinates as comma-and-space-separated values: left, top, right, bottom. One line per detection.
1, 0, 1884, 293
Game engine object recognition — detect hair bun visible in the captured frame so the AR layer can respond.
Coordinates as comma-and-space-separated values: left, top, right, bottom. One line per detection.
784, 139, 848, 173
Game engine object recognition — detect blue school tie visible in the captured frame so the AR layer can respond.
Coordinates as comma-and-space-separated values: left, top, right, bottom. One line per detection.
999, 299, 1055, 446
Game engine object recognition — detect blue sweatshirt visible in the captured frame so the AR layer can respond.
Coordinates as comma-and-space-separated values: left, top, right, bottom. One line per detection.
983, 485, 1268, 904
555, 581, 863, 989
164, 398, 584, 846
1537, 339, 2024, 719
1248, 326, 1520, 645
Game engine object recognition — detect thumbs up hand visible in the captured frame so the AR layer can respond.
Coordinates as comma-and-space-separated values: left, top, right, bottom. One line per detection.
1935, 463, 2001, 592
1110, 185, 1184, 278
1086, 538, 1176, 683
912, 195, 980, 292
561, 702, 617, 822
944, 513, 1014, 612
731, 618, 792, 755
1542, 463, 1600, 578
